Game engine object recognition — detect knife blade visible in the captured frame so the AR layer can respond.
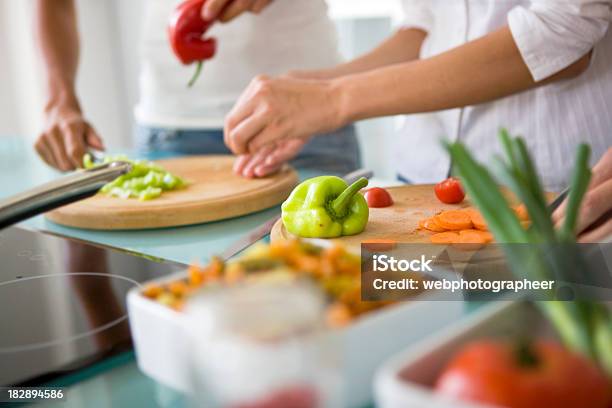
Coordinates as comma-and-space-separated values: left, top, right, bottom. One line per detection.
220, 168, 374, 260
547, 187, 569, 213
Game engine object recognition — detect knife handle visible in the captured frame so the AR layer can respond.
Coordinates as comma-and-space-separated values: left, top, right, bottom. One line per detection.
0, 161, 131, 229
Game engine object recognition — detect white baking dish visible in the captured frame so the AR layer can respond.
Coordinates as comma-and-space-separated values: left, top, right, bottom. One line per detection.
127, 270, 467, 408
374, 301, 553, 408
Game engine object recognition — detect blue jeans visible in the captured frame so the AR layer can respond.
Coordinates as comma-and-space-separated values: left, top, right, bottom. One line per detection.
397, 174, 412, 184
135, 125, 361, 176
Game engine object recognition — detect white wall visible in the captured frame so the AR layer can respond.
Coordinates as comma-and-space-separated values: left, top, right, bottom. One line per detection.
0, 0, 44, 138
0, 0, 134, 147
0, 0, 401, 178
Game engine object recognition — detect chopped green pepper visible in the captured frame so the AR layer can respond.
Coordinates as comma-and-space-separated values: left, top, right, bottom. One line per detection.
83, 154, 186, 201
281, 176, 369, 238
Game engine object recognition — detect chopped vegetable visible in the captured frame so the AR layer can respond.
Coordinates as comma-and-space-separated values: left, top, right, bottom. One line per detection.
281, 176, 369, 238
434, 177, 465, 204
364, 187, 394, 208
464, 208, 488, 231
418, 206, 531, 243
430, 231, 460, 244
142, 240, 392, 324
83, 154, 187, 201
459, 229, 493, 244
434, 210, 473, 230
419, 217, 446, 232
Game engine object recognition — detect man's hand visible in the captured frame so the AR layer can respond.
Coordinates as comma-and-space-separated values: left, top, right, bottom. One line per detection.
35, 0, 103, 171
553, 148, 612, 242
202, 0, 273, 23
233, 138, 307, 178
35, 103, 104, 171
224, 75, 344, 156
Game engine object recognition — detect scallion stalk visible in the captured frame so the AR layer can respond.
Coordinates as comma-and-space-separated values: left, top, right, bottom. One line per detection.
446, 129, 611, 377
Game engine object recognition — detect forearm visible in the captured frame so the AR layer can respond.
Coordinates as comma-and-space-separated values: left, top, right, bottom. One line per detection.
293, 28, 427, 80
35, 0, 80, 109
334, 26, 590, 123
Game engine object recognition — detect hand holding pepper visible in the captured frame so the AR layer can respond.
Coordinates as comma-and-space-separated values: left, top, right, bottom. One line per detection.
169, 0, 275, 87
168, 0, 217, 87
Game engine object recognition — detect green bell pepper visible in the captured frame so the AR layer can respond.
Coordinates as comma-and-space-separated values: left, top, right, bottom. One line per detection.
83, 154, 186, 201
281, 176, 369, 238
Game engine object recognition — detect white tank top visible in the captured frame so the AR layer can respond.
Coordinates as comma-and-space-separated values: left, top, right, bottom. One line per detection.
135, 0, 342, 129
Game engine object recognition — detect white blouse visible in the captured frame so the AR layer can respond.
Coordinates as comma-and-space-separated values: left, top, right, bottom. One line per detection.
395, 0, 612, 191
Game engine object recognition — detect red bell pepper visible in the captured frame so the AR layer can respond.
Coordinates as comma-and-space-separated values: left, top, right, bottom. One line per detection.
168, 0, 217, 87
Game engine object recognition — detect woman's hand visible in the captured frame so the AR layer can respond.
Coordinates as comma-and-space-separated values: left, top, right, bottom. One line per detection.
224, 75, 344, 155
202, 0, 273, 22
35, 101, 104, 171
554, 148, 612, 242
233, 138, 307, 178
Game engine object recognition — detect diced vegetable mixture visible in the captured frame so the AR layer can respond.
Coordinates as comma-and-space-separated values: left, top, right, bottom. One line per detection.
141, 240, 393, 328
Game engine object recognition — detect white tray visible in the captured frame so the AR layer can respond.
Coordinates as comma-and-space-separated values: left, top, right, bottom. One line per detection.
374, 301, 552, 408
127, 270, 467, 408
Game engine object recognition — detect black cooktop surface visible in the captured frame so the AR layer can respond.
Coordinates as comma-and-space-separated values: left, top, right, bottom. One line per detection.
0, 227, 185, 385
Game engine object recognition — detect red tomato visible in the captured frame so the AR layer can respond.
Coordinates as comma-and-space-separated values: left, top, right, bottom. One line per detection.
232, 385, 317, 408
435, 177, 465, 204
435, 340, 612, 408
364, 187, 393, 208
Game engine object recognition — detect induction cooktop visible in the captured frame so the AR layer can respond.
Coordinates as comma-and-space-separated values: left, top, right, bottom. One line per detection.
0, 226, 185, 386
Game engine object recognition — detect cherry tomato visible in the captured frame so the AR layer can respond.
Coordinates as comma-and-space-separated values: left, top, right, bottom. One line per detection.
364, 187, 393, 208
434, 340, 612, 408
434, 177, 465, 204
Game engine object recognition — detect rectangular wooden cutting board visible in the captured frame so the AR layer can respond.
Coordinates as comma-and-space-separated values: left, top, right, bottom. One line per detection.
271, 184, 554, 253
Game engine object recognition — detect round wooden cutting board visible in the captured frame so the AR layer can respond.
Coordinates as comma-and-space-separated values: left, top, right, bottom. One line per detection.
46, 156, 298, 230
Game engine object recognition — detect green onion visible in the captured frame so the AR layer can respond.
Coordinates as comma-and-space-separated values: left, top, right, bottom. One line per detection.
560, 144, 592, 241
446, 129, 612, 377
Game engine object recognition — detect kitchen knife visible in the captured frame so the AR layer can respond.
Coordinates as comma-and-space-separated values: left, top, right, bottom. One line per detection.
0, 161, 132, 229
220, 168, 374, 260
547, 187, 569, 213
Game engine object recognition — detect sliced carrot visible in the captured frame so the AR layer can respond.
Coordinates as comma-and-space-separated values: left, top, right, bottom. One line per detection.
459, 229, 493, 244
434, 210, 473, 231
430, 231, 460, 244
479, 230, 494, 243
514, 204, 529, 221
462, 208, 488, 231
419, 217, 446, 232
